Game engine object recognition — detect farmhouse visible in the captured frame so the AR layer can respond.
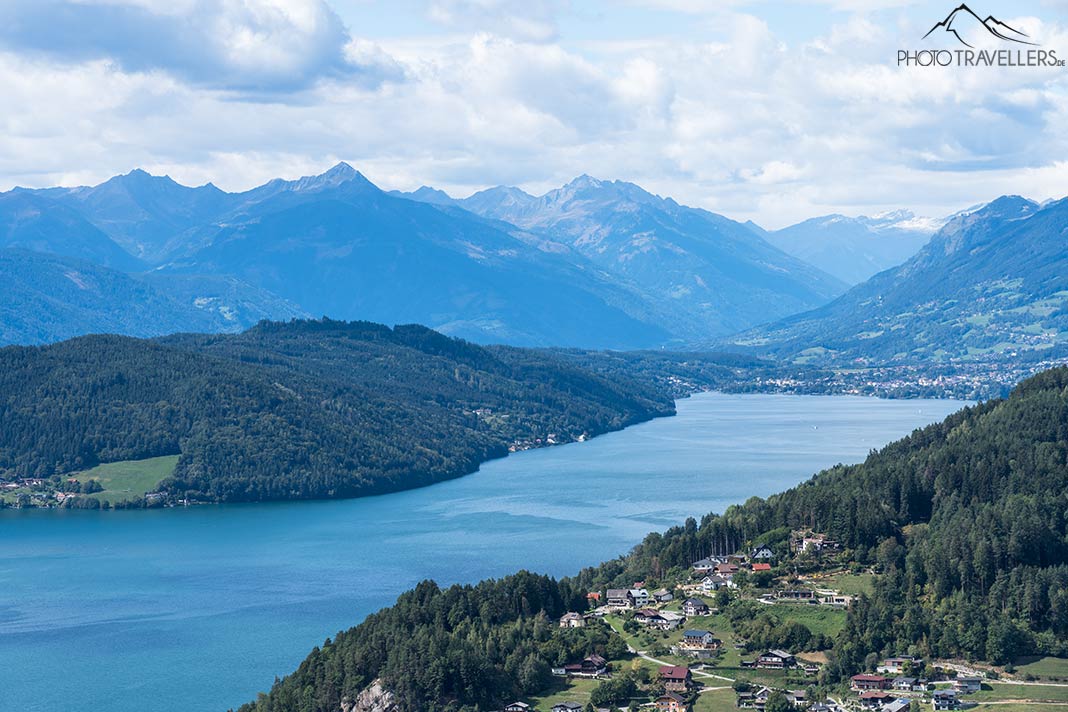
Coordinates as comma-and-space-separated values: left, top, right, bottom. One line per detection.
559, 612, 585, 628
606, 589, 629, 607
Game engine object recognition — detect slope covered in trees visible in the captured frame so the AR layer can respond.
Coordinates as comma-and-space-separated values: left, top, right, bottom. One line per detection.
241, 366, 1068, 711
0, 319, 674, 502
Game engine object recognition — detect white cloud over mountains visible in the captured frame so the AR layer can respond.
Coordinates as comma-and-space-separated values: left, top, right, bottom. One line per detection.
0, 0, 401, 91
0, 0, 1065, 227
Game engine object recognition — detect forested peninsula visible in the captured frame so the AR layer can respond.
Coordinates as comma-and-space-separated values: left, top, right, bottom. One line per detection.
0, 319, 684, 506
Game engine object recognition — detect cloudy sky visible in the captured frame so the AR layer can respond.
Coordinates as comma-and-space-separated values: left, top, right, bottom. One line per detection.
0, 0, 1066, 227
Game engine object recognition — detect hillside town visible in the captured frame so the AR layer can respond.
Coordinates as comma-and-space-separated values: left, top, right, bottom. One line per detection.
490, 531, 1059, 712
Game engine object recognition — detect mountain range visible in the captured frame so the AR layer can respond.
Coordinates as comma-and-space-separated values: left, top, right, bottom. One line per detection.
1, 165, 851, 349
758, 210, 942, 284
8, 163, 1061, 365
732, 195, 1068, 365
399, 175, 847, 340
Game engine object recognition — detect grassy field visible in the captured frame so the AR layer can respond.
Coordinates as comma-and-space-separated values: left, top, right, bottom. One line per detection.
817, 571, 875, 596
693, 686, 738, 711
74, 455, 179, 504
976, 704, 1068, 711
1013, 657, 1068, 680
767, 603, 847, 638
972, 683, 1068, 704
527, 676, 600, 710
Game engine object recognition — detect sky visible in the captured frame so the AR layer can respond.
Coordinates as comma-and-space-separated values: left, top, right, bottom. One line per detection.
0, 0, 1067, 227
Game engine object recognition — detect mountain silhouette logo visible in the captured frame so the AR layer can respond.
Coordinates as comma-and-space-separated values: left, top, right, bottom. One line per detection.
923, 4, 1037, 48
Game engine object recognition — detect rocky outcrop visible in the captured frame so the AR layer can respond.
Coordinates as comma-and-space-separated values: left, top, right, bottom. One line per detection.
340, 679, 399, 712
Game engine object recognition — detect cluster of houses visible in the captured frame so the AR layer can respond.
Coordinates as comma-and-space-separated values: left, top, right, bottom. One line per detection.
845, 657, 983, 710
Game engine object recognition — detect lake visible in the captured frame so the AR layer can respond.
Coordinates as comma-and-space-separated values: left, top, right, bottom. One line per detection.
0, 393, 970, 712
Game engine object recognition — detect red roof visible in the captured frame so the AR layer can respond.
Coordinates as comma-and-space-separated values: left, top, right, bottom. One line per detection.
659, 665, 690, 680
752, 563, 772, 571
586, 592, 600, 600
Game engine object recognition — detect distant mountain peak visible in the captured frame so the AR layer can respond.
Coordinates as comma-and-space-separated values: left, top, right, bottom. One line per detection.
565, 174, 606, 190
288, 162, 377, 194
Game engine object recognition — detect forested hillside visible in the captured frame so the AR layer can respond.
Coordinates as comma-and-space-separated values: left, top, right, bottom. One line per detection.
0, 319, 673, 502
241, 366, 1068, 711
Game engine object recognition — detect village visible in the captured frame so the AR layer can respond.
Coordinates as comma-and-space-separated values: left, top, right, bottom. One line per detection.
492, 532, 1068, 712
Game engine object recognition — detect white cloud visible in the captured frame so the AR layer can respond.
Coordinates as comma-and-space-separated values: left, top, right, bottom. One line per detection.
0, 1, 1066, 229
427, 0, 565, 42
0, 0, 401, 92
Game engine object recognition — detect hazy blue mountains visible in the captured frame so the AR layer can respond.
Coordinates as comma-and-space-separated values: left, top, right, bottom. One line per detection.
408, 176, 848, 342
3, 164, 855, 349
762, 210, 940, 284
733, 196, 1068, 365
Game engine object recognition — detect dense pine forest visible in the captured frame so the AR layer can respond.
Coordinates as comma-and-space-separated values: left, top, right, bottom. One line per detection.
240, 366, 1068, 711
0, 318, 680, 503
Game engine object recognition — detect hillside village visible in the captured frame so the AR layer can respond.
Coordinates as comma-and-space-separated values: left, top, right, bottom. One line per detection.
492, 531, 1068, 712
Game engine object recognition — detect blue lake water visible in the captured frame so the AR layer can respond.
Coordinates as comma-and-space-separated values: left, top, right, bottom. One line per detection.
0, 393, 970, 712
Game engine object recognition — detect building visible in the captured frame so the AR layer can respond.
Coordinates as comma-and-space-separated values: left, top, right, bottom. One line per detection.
933, 690, 961, 710
581, 655, 607, 676
635, 609, 683, 630
777, 589, 815, 600
877, 657, 923, 675
756, 650, 796, 669
659, 665, 692, 693
852, 674, 890, 690
891, 678, 916, 692
858, 691, 893, 709
559, 612, 585, 628
682, 598, 710, 616
752, 563, 772, 572
692, 556, 722, 572
652, 588, 674, 603
700, 575, 730, 592
954, 677, 982, 694
628, 588, 650, 607
680, 629, 720, 649
655, 692, 689, 712
883, 699, 911, 712
606, 589, 629, 607
750, 545, 776, 561
551, 703, 583, 712
714, 562, 740, 575
503, 703, 530, 712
